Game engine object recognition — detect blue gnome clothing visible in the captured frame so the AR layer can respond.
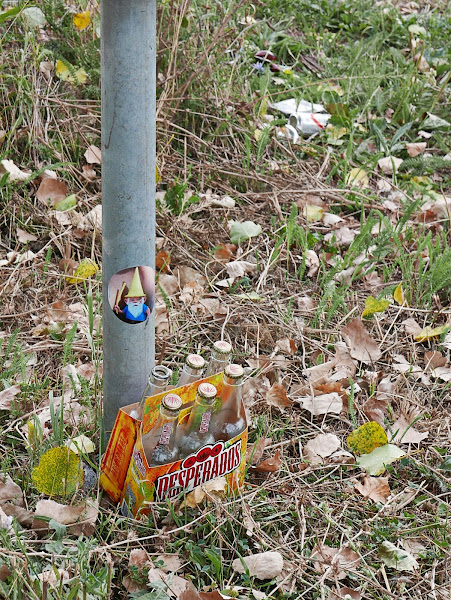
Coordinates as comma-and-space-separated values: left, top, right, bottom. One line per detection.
122, 304, 149, 322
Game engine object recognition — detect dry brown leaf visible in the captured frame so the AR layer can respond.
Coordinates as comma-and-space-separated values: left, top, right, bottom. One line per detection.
83, 205, 102, 231
243, 374, 270, 405
84, 145, 102, 164
311, 545, 360, 580
275, 338, 297, 355
326, 450, 355, 465
160, 574, 194, 597
299, 393, 343, 416
253, 449, 282, 473
0, 159, 29, 181
82, 164, 97, 180
174, 265, 206, 288
402, 318, 422, 336
402, 539, 427, 558
303, 359, 337, 384
16, 228, 38, 243
246, 437, 272, 464
0, 474, 24, 506
36, 177, 68, 206
314, 382, 345, 397
376, 376, 397, 401
195, 297, 227, 319
0, 564, 11, 582
413, 53, 429, 72
59, 258, 78, 276
392, 355, 424, 378
329, 587, 361, 600
306, 434, 341, 459
76, 362, 97, 381
213, 243, 236, 262
33, 499, 98, 537
354, 475, 390, 503
232, 551, 284, 580
406, 142, 427, 157
364, 398, 387, 426
324, 226, 357, 247
156, 554, 183, 573
129, 548, 151, 570
333, 343, 357, 380
158, 273, 179, 296
38, 569, 70, 587
378, 156, 403, 175
1, 503, 34, 527
341, 318, 382, 364
156, 250, 171, 272
424, 350, 447, 370
392, 415, 428, 444
364, 270, 384, 288
431, 366, 451, 382
297, 296, 316, 310
0, 384, 21, 411
180, 477, 227, 509
180, 281, 204, 305
143, 568, 195, 597
225, 260, 257, 278
306, 250, 319, 277
265, 383, 291, 411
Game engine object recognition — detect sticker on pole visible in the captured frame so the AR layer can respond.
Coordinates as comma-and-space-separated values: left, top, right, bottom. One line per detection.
108, 266, 154, 324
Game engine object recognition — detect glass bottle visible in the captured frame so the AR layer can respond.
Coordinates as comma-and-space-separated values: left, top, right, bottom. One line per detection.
130, 365, 172, 420
204, 341, 232, 377
177, 383, 217, 457
211, 364, 246, 441
176, 354, 205, 387
141, 393, 182, 466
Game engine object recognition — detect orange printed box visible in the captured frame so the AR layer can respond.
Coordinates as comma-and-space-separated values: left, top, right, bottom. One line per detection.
100, 373, 247, 517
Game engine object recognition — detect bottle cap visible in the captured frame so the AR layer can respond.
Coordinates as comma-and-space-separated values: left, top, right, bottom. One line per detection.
186, 354, 205, 370
225, 364, 244, 379
197, 382, 217, 400
162, 393, 182, 411
213, 340, 232, 355
152, 365, 172, 382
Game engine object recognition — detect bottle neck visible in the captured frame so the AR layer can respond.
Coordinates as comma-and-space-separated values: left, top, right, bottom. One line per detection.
177, 365, 203, 387
186, 397, 214, 433
149, 408, 179, 449
221, 377, 243, 414
205, 351, 230, 376
139, 375, 170, 407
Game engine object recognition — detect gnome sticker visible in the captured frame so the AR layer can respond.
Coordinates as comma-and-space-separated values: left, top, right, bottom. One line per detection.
109, 266, 154, 324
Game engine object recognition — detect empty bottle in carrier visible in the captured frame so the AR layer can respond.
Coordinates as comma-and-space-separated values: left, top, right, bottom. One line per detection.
141, 393, 182, 466
177, 383, 217, 457
176, 354, 205, 387
211, 364, 246, 441
204, 341, 232, 377
130, 365, 172, 420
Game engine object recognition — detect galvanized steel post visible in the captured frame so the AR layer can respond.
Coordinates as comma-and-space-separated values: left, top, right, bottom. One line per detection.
101, 0, 156, 433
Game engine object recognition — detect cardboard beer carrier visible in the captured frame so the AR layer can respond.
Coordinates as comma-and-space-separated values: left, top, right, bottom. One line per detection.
100, 371, 248, 517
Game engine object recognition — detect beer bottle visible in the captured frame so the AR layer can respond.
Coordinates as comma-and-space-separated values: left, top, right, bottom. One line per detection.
211, 364, 246, 441
177, 383, 217, 457
130, 365, 172, 420
141, 393, 182, 466
204, 341, 232, 377
176, 354, 205, 387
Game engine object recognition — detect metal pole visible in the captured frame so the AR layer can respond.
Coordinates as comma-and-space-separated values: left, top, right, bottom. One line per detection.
101, 0, 156, 434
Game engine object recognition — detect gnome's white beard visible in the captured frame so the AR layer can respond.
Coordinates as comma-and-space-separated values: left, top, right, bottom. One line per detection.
127, 298, 144, 318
